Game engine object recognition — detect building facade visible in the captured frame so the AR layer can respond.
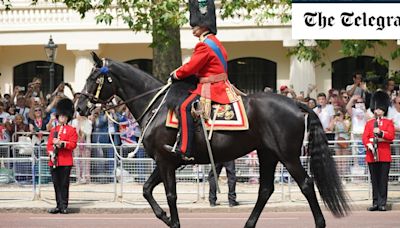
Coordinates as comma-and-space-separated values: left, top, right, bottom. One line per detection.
1, 1, 400, 97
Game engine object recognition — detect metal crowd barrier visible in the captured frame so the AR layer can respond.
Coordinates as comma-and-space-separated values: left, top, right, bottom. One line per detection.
1, 139, 400, 203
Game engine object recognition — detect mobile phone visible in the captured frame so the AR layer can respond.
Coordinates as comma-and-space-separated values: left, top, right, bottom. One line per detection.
19, 86, 25, 91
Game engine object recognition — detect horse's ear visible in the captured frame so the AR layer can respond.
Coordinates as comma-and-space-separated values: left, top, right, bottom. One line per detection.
91, 52, 102, 67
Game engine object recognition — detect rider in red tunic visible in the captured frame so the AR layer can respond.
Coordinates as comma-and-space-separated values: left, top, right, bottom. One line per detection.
164, 0, 238, 160
362, 91, 394, 212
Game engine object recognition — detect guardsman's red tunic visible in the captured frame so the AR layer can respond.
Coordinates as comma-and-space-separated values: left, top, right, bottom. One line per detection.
362, 117, 394, 163
47, 125, 78, 167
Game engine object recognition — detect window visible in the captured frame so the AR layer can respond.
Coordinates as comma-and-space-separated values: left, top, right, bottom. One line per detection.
13, 61, 64, 95
332, 56, 388, 90
125, 59, 153, 74
228, 57, 277, 94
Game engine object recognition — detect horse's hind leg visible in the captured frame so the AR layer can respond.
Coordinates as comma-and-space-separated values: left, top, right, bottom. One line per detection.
143, 166, 171, 226
245, 151, 278, 228
283, 158, 326, 228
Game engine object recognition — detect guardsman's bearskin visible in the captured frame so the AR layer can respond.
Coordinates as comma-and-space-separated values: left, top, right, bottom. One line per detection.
56, 98, 75, 122
370, 90, 391, 116
189, 0, 217, 35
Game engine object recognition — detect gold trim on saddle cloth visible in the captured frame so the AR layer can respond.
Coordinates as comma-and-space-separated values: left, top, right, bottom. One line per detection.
166, 96, 249, 131
198, 73, 239, 120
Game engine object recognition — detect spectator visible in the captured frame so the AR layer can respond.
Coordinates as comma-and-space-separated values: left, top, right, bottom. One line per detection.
346, 72, 366, 100
72, 113, 92, 184
91, 108, 113, 183
280, 85, 296, 98
307, 98, 317, 109
346, 95, 368, 173
47, 98, 78, 214
15, 95, 30, 125
340, 91, 350, 107
6, 104, 16, 122
0, 101, 11, 124
8, 114, 29, 141
25, 77, 45, 105
28, 105, 49, 145
362, 91, 394, 212
387, 96, 400, 180
313, 93, 335, 141
385, 78, 397, 102
208, 160, 239, 207
328, 109, 350, 176
263, 86, 273, 93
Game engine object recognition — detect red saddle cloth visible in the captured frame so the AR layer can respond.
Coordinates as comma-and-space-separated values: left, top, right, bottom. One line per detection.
166, 97, 249, 131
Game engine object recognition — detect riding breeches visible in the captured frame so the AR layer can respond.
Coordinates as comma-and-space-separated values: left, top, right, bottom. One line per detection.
179, 93, 199, 155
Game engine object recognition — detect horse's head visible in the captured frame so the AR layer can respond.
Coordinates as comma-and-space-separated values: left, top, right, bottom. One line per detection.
76, 52, 118, 116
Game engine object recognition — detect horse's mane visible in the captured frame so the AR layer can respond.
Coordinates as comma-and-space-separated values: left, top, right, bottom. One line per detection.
165, 76, 198, 110
109, 59, 164, 84
108, 59, 197, 110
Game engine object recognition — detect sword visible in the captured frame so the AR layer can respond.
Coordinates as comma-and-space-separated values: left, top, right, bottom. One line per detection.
194, 101, 220, 193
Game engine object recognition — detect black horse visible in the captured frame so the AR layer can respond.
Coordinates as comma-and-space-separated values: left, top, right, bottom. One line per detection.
76, 53, 349, 228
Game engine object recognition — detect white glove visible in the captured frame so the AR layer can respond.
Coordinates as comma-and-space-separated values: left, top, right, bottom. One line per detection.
49, 152, 56, 163
367, 143, 375, 153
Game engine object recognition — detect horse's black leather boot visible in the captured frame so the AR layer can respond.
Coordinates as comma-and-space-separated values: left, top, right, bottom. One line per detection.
163, 145, 194, 161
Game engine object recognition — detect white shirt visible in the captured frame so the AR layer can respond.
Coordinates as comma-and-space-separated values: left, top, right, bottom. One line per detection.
313, 104, 334, 131
351, 107, 367, 134
388, 106, 400, 131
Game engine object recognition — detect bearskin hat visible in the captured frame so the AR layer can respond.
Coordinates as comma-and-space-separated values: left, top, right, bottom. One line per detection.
56, 98, 75, 122
189, 0, 217, 35
370, 90, 391, 116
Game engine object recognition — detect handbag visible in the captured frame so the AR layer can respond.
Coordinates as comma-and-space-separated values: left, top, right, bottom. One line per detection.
337, 136, 349, 149
16, 136, 34, 155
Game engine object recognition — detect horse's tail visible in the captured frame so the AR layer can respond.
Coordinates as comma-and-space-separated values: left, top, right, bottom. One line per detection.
297, 102, 350, 217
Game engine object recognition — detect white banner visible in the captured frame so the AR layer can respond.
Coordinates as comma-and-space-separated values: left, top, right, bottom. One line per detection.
292, 3, 400, 39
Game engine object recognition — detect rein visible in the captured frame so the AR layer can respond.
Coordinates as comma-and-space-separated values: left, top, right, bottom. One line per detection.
104, 81, 172, 126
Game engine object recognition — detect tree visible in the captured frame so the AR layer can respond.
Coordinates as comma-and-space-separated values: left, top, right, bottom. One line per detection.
2, 0, 399, 77
219, 0, 400, 70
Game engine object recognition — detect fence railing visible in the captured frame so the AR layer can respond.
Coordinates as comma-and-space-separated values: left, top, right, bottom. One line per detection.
1, 139, 400, 202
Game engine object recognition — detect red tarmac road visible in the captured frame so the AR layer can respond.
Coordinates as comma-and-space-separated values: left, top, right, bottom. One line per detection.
1, 211, 399, 228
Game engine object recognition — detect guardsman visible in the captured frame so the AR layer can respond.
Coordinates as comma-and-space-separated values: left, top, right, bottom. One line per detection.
362, 90, 394, 212
164, 0, 238, 160
47, 98, 78, 214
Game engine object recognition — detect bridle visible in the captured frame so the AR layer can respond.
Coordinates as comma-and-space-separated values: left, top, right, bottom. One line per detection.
80, 58, 169, 122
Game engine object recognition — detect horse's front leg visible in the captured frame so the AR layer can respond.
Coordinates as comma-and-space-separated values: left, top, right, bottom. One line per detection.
158, 162, 180, 228
143, 166, 171, 226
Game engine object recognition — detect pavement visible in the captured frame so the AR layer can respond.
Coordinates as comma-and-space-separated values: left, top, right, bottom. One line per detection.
1, 181, 400, 214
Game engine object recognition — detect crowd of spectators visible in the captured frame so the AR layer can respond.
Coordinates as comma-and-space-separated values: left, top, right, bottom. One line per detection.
0, 77, 142, 184
275, 72, 400, 179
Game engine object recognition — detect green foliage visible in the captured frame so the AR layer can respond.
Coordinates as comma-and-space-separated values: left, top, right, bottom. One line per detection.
220, 0, 292, 24
287, 40, 330, 67
1, 0, 12, 10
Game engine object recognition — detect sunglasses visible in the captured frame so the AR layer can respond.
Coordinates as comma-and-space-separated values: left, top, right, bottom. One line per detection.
34, 109, 42, 112
342, 96, 349, 99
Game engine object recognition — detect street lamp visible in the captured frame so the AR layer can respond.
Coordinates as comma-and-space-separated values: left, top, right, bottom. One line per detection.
44, 35, 58, 94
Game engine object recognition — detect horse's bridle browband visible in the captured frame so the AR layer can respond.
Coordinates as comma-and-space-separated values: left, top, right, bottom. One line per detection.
81, 59, 168, 123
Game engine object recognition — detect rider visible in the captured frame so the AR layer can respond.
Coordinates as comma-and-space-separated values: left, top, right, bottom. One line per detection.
163, 0, 239, 160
